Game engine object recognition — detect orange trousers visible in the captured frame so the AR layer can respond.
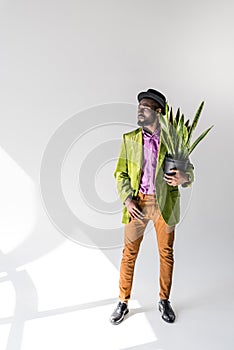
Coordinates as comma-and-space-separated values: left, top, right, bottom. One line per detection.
119, 191, 175, 302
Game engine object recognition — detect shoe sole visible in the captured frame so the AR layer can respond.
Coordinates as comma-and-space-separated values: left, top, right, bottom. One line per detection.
158, 304, 175, 323
110, 308, 129, 325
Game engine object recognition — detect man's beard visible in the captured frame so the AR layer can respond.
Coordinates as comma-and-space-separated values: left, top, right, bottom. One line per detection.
137, 117, 154, 126
137, 113, 159, 127
137, 119, 145, 126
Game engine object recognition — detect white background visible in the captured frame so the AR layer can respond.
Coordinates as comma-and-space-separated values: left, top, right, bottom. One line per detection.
0, 0, 234, 349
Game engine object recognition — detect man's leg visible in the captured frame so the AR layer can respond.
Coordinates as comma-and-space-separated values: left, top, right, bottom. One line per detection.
153, 210, 176, 322
119, 215, 149, 302
153, 211, 175, 300
110, 193, 150, 325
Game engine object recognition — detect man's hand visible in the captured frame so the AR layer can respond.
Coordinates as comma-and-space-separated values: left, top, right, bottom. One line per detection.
163, 169, 189, 187
125, 197, 145, 220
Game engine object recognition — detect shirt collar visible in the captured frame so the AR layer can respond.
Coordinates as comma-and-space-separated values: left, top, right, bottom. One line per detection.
142, 126, 161, 138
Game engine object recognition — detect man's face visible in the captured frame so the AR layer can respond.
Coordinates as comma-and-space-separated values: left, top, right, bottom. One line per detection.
137, 98, 160, 127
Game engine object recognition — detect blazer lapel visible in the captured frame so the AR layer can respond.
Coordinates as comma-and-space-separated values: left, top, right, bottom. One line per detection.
156, 138, 167, 177
129, 127, 143, 169
129, 127, 167, 181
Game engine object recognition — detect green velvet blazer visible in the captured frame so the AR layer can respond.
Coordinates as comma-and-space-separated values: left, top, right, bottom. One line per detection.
114, 127, 194, 226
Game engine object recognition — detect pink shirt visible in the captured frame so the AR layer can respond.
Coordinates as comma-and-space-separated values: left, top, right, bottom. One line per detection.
139, 126, 160, 194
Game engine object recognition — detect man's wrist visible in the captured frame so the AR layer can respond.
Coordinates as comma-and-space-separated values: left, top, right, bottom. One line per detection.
124, 195, 132, 206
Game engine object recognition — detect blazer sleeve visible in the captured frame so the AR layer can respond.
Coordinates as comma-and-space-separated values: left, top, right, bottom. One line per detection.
113, 134, 134, 204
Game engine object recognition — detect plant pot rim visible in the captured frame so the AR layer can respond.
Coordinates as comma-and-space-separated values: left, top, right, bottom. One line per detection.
165, 155, 189, 162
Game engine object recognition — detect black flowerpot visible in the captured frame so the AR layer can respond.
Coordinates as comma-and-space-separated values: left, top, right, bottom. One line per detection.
164, 156, 189, 175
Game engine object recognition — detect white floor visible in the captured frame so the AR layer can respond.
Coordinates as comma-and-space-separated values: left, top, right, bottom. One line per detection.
1, 215, 234, 350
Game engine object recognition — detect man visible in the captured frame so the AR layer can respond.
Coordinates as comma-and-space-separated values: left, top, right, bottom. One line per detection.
110, 88, 194, 324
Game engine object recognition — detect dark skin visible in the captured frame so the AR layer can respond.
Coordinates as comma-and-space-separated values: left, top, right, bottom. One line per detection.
125, 98, 189, 220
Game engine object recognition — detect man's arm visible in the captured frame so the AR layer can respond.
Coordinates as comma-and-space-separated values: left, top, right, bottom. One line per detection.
114, 134, 134, 205
114, 134, 145, 220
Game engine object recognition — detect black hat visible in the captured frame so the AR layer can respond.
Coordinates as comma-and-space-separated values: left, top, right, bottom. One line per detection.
137, 88, 166, 114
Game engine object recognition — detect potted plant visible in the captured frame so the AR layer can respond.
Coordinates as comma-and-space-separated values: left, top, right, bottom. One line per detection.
159, 101, 214, 175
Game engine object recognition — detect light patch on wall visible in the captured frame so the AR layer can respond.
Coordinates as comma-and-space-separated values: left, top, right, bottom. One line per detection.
0, 280, 15, 318
0, 147, 36, 253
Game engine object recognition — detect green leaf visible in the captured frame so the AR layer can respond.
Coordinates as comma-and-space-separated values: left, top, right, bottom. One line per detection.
183, 124, 188, 146
175, 107, 180, 126
160, 114, 177, 156
167, 124, 176, 156
187, 101, 205, 146
177, 114, 184, 140
188, 125, 214, 155
176, 119, 184, 158
159, 101, 212, 160
165, 102, 169, 122
185, 119, 190, 128
160, 131, 171, 155
169, 107, 173, 124
159, 114, 169, 134
159, 114, 174, 155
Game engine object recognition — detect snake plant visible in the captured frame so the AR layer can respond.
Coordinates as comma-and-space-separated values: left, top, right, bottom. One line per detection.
159, 101, 213, 160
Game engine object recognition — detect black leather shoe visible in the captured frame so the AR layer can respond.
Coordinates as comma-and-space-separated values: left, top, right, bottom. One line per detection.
110, 301, 129, 325
158, 299, 176, 323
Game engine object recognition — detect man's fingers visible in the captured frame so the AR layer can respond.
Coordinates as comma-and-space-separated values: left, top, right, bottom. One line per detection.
130, 211, 143, 220
164, 176, 172, 182
127, 201, 145, 220
164, 178, 178, 186
133, 212, 144, 219
164, 174, 172, 179
164, 175, 174, 182
133, 206, 144, 215
132, 206, 142, 213
131, 207, 144, 219
164, 175, 178, 184
164, 174, 177, 180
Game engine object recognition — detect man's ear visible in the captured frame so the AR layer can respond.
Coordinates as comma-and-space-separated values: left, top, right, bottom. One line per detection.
156, 107, 161, 114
